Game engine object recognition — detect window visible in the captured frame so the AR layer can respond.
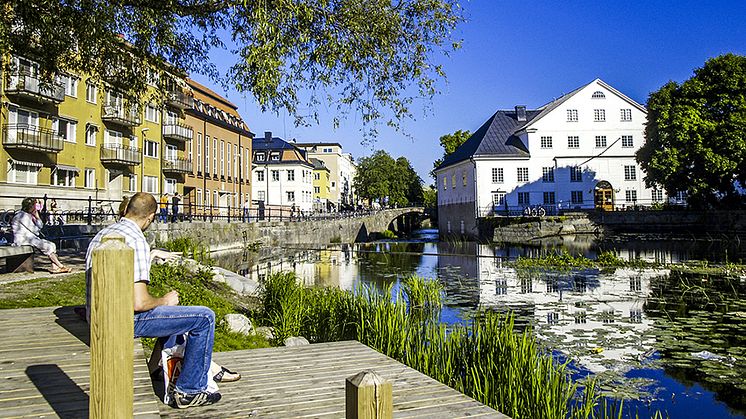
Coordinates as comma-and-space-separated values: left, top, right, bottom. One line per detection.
314, 172, 320, 180
442, 176, 447, 190
621, 135, 634, 148
257, 170, 265, 182
287, 170, 295, 181
543, 192, 556, 205
52, 167, 76, 187
142, 105, 157, 123
164, 144, 177, 161
594, 109, 606, 122
592, 91, 606, 99
257, 191, 266, 201
9, 107, 38, 128
567, 109, 578, 122
143, 176, 159, 193
204, 135, 210, 174
542, 167, 554, 183
60, 74, 78, 97
287, 191, 295, 202
621, 109, 632, 121
451, 174, 456, 189
85, 169, 95, 189
492, 168, 504, 183
256, 152, 266, 162
270, 152, 280, 161
314, 186, 320, 194
220, 140, 225, 177
8, 161, 40, 184
271, 170, 279, 181
196, 189, 202, 207
595, 135, 607, 148
571, 191, 584, 204
652, 189, 664, 202
54, 119, 77, 143
567, 136, 579, 148
462, 171, 467, 187
226, 143, 231, 178
188, 137, 193, 166
331, 181, 336, 188
518, 192, 530, 205
128, 174, 137, 192
143, 140, 158, 158
492, 193, 506, 207
212, 138, 217, 176
104, 129, 123, 145
540, 136, 553, 148
196, 134, 202, 173
86, 81, 98, 103
625, 190, 638, 203
624, 165, 637, 181
570, 166, 582, 182
517, 167, 529, 183
165, 178, 176, 194
85, 124, 97, 146
322, 147, 333, 153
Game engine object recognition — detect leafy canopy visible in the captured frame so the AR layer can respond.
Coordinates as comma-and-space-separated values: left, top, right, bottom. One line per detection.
354, 150, 423, 206
637, 54, 746, 208
1, 0, 463, 136
431, 129, 470, 179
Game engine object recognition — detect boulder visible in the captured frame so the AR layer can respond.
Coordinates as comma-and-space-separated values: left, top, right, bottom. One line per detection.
255, 326, 275, 340
225, 313, 253, 335
284, 336, 310, 346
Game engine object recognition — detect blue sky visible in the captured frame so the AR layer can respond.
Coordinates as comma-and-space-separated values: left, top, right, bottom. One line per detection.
191, 1, 746, 183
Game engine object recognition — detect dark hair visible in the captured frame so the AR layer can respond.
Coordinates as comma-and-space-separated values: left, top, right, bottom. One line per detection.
124, 192, 158, 219
118, 196, 130, 218
21, 197, 37, 212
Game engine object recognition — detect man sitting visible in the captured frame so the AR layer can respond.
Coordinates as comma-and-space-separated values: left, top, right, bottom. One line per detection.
85, 192, 226, 408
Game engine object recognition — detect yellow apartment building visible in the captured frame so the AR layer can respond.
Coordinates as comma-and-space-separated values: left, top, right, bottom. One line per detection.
310, 158, 331, 212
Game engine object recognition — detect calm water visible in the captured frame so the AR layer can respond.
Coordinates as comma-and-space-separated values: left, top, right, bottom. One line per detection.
216, 230, 746, 418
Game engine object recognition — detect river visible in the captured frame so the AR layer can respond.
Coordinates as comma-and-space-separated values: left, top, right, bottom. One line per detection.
213, 229, 746, 418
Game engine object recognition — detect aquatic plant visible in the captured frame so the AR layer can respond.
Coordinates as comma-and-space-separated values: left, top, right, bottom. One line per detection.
381, 229, 397, 239
156, 236, 212, 265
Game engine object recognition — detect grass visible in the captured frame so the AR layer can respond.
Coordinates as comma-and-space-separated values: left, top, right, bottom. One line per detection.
256, 271, 645, 419
0, 272, 86, 309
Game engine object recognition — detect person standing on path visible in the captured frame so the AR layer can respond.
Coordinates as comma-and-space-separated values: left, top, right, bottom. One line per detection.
159, 194, 169, 223
171, 193, 181, 223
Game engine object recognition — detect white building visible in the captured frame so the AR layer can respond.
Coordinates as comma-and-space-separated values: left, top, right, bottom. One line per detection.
295, 142, 357, 210
435, 79, 658, 237
251, 132, 314, 213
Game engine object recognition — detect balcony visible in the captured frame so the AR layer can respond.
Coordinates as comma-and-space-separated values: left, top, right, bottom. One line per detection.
162, 157, 193, 174
166, 90, 194, 110
100, 144, 142, 166
2, 124, 64, 152
101, 103, 141, 127
162, 123, 193, 142
5, 74, 65, 104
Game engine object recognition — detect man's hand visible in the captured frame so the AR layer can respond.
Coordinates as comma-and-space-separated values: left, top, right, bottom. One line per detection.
161, 290, 179, 306
151, 249, 181, 264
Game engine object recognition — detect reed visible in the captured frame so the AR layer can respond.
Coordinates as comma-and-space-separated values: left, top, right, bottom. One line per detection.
257, 272, 632, 419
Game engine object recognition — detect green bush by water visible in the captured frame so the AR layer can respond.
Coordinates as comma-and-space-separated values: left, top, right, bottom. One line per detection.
258, 272, 614, 419
156, 237, 212, 265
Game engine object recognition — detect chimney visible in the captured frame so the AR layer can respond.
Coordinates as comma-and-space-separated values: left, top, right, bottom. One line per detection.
515, 105, 527, 122
264, 131, 272, 142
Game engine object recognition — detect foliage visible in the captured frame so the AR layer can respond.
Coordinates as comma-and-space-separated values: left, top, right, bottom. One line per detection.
156, 237, 212, 265
422, 186, 437, 211
1, 0, 464, 138
637, 54, 746, 208
431, 129, 471, 179
258, 271, 634, 419
515, 250, 640, 270
353, 150, 423, 206
380, 229, 397, 239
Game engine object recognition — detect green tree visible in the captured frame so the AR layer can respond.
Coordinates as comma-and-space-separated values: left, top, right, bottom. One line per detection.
637, 54, 746, 208
1, 1, 463, 134
354, 150, 422, 206
431, 129, 471, 179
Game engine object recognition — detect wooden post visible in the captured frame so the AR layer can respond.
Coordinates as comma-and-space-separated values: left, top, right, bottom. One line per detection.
345, 370, 392, 419
89, 234, 134, 419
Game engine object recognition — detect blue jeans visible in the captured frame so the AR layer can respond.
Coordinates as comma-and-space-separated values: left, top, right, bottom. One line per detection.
159, 208, 168, 222
134, 305, 215, 394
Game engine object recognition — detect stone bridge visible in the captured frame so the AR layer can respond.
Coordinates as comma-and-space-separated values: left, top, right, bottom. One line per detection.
143, 207, 426, 250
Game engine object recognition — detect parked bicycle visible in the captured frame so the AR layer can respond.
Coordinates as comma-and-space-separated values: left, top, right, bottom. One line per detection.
523, 205, 547, 217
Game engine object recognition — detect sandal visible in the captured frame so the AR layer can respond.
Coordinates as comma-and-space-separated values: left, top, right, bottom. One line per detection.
213, 366, 241, 383
49, 266, 72, 274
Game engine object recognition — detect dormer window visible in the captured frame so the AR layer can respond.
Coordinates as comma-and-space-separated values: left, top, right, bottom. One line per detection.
256, 152, 266, 161
270, 152, 280, 161
592, 91, 606, 99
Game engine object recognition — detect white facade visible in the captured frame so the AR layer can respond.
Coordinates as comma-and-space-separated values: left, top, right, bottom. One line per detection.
436, 79, 658, 236
295, 143, 357, 209
251, 163, 314, 212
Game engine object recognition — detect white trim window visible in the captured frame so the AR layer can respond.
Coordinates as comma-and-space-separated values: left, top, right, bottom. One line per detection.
624, 165, 637, 181
652, 189, 664, 202
287, 169, 295, 181
517, 167, 529, 183
567, 136, 580, 148
213, 138, 218, 176
542, 167, 554, 183
287, 191, 295, 202
540, 136, 553, 149
571, 191, 584, 204
85, 124, 97, 146
85, 168, 96, 189
59, 74, 78, 97
53, 118, 77, 143
491, 167, 503, 183
271, 170, 279, 182
595, 135, 607, 148
52, 167, 76, 187
128, 174, 137, 192
165, 178, 176, 194
492, 192, 506, 207
621, 109, 632, 121
197, 133, 202, 173
204, 135, 210, 174
256, 170, 265, 182
594, 109, 606, 122
86, 80, 98, 103
143, 175, 159, 193
8, 161, 40, 184
625, 190, 638, 203
105, 129, 123, 145
226, 142, 231, 178
144, 140, 159, 158
570, 166, 582, 182
220, 140, 225, 177
543, 192, 556, 204
144, 104, 159, 123
592, 91, 606, 99
566, 109, 578, 122
518, 192, 530, 205
621, 135, 634, 148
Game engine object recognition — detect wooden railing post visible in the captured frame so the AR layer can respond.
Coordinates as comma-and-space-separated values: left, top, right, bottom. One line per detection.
90, 234, 134, 419
345, 370, 392, 419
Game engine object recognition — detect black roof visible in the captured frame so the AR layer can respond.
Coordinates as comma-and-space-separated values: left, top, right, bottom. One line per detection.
438, 109, 539, 169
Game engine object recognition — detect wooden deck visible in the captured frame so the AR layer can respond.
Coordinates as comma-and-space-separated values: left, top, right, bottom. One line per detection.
0, 306, 160, 418
0, 307, 506, 418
